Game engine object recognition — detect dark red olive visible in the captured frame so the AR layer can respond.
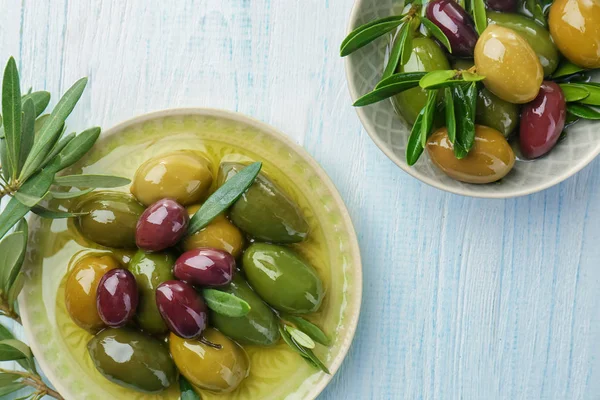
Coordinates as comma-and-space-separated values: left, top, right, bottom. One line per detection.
520, 81, 566, 159
96, 269, 138, 328
426, 0, 478, 57
174, 248, 235, 287
156, 281, 208, 339
486, 0, 517, 12
136, 198, 189, 252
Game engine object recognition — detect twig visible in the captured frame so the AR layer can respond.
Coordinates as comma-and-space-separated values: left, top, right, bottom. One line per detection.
0, 368, 64, 400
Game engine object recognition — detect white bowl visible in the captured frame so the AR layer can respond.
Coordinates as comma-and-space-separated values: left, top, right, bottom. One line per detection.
344, 0, 600, 198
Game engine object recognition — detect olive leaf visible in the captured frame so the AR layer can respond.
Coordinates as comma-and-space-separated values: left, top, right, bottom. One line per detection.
472, 0, 488, 35
462, 72, 485, 82
0, 339, 32, 361
22, 91, 50, 117
202, 289, 251, 317
19, 99, 36, 174
0, 383, 26, 397
278, 325, 330, 374
0, 323, 33, 372
13, 191, 45, 208
375, 71, 428, 90
567, 104, 600, 120
179, 376, 200, 400
49, 188, 94, 199
406, 108, 426, 166
565, 83, 600, 106
552, 60, 586, 79
49, 127, 100, 171
285, 325, 316, 349
0, 136, 10, 181
31, 205, 87, 219
187, 162, 262, 235
40, 132, 76, 169
281, 313, 331, 346
419, 70, 459, 90
453, 83, 477, 158
54, 174, 131, 189
0, 372, 20, 385
445, 87, 456, 144
340, 16, 406, 57
420, 90, 438, 147
382, 22, 409, 80
559, 84, 590, 103
354, 80, 421, 107
0, 230, 27, 293
2, 57, 21, 180
421, 17, 452, 53
525, 0, 547, 27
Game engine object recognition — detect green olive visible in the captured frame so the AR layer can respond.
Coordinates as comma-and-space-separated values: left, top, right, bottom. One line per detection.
426, 125, 516, 184
393, 36, 451, 125
128, 250, 175, 334
183, 205, 244, 257
169, 329, 249, 393
487, 11, 559, 76
130, 151, 213, 206
88, 328, 177, 393
218, 163, 309, 243
210, 274, 280, 346
476, 88, 520, 138
242, 243, 324, 314
75, 191, 145, 249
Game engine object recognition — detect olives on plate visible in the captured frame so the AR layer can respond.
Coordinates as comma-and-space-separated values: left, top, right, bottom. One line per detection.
156, 280, 208, 338
427, 125, 516, 183
183, 208, 244, 257
169, 329, 250, 393
476, 87, 519, 138
520, 81, 567, 159
136, 198, 189, 252
174, 248, 235, 287
131, 151, 213, 206
219, 163, 310, 243
96, 268, 139, 328
75, 191, 145, 249
65, 254, 119, 331
88, 328, 177, 393
426, 0, 478, 57
475, 25, 543, 104
242, 243, 324, 314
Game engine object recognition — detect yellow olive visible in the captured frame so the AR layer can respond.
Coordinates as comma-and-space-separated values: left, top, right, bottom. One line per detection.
130, 151, 213, 206
426, 125, 516, 184
169, 329, 249, 393
65, 255, 119, 331
549, 0, 600, 68
183, 205, 244, 257
475, 25, 543, 104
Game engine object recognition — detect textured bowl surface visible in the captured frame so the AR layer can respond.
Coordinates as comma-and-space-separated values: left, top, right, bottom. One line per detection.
19, 109, 362, 400
345, 0, 600, 198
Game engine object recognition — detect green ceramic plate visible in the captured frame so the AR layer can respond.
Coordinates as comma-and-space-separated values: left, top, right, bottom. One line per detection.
19, 109, 362, 400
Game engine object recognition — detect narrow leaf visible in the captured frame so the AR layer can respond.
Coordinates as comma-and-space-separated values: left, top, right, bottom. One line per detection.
420, 90, 438, 147
285, 325, 316, 349
552, 60, 586, 79
445, 87, 456, 144
0, 231, 26, 293
13, 191, 45, 207
34, 114, 50, 135
0, 323, 31, 371
353, 80, 421, 107
567, 104, 600, 120
0, 372, 20, 385
0, 339, 32, 361
0, 383, 26, 397
421, 17, 452, 53
399, 23, 413, 66
49, 188, 94, 199
188, 162, 262, 235
462, 72, 485, 82
2, 57, 21, 180
419, 70, 458, 89
472, 0, 488, 35
179, 376, 201, 400
558, 84, 590, 103
406, 108, 426, 166
382, 23, 408, 81
40, 132, 75, 169
22, 91, 50, 117
202, 289, 251, 317
526, 0, 547, 27
54, 174, 131, 189
278, 325, 330, 374
31, 205, 87, 219
566, 83, 600, 106
340, 16, 405, 56
0, 136, 9, 181
46, 127, 100, 171
281, 314, 331, 346
19, 99, 36, 173
453, 84, 476, 158
375, 71, 428, 90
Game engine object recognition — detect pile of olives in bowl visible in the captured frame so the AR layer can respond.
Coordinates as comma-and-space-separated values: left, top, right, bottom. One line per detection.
342, 0, 600, 185
63, 150, 331, 396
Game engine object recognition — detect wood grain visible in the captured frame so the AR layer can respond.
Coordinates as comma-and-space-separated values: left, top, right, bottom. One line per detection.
0, 0, 598, 399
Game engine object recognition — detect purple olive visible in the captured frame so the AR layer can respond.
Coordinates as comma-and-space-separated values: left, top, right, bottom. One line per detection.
486, 0, 517, 12
96, 269, 138, 328
156, 281, 208, 339
520, 81, 566, 159
174, 248, 235, 287
136, 198, 189, 252
426, 0, 479, 57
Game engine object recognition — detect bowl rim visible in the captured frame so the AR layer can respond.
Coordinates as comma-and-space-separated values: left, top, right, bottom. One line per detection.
20, 107, 363, 400
343, 0, 600, 199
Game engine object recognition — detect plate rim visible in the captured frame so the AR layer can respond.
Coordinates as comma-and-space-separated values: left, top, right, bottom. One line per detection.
20, 107, 363, 400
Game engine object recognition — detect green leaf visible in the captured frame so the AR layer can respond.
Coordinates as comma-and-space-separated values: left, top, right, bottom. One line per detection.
472, 0, 488, 34
453, 83, 477, 158
285, 325, 316, 349
49, 188, 94, 199
0, 324, 13, 340
281, 314, 331, 346
552, 60, 586, 79
46, 127, 100, 171
0, 323, 32, 372
0, 339, 32, 361
340, 16, 405, 56
375, 71, 428, 90
420, 90, 438, 147
462, 72, 485, 82
7, 274, 25, 308
419, 70, 458, 89
19, 99, 36, 173
353, 80, 421, 107
188, 162, 262, 235
179, 375, 201, 400
2, 57, 21, 180
0, 231, 26, 293
19, 77, 88, 182
34, 114, 50, 135
202, 289, 251, 317
31, 205, 87, 219
54, 174, 130, 189
421, 17, 452, 53
0, 372, 20, 385
0, 136, 10, 181
278, 325, 330, 374
399, 24, 413, 67
445, 87, 456, 144
22, 91, 50, 117
382, 23, 408, 81
564, 83, 600, 106
526, 0, 547, 27
0, 382, 26, 397
406, 108, 426, 166
13, 191, 45, 207
567, 104, 600, 120
40, 132, 75, 169
558, 84, 590, 103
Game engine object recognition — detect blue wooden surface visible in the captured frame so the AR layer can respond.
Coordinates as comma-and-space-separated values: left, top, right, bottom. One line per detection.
0, 1, 599, 399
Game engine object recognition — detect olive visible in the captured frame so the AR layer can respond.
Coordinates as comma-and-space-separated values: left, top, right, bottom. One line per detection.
520, 81, 566, 159
96, 269, 139, 328
183, 206, 244, 257
486, 0, 517, 12
169, 329, 249, 393
65, 255, 119, 331
75, 191, 145, 249
475, 25, 543, 104
476, 87, 520, 138
210, 274, 281, 346
487, 11, 559, 76
174, 248, 235, 287
218, 163, 309, 243
549, 0, 600, 69
136, 198, 189, 252
426, 125, 516, 184
425, 0, 478, 57
88, 328, 177, 393
393, 37, 451, 124
242, 243, 324, 314
130, 151, 213, 206
156, 280, 208, 339
128, 250, 175, 334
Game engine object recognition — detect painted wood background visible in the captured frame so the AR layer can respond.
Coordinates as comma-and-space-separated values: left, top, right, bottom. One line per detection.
0, 0, 599, 399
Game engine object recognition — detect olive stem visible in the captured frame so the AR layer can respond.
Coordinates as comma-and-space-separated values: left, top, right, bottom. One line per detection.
0, 368, 64, 400
199, 336, 222, 349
